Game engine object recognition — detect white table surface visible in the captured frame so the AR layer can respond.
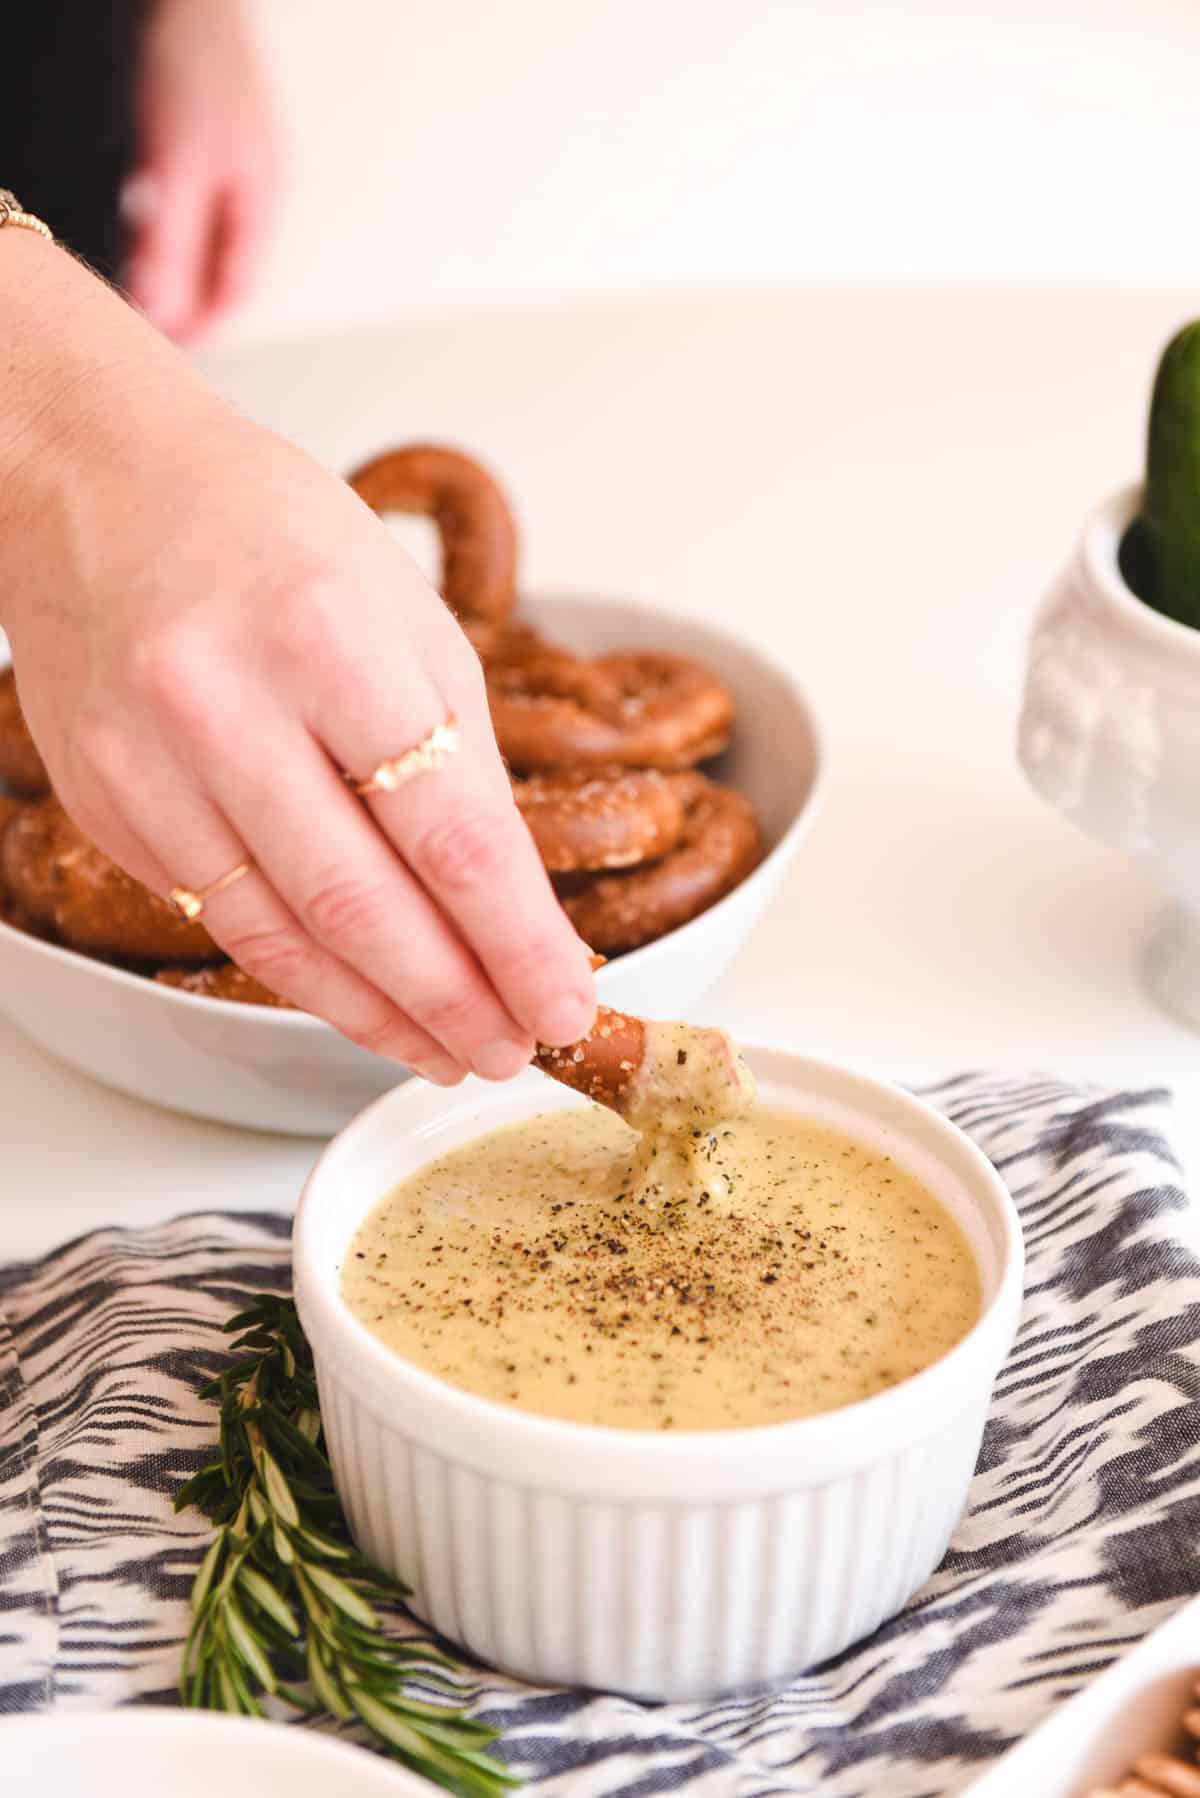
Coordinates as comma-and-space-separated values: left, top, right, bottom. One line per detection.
4, 286, 1198, 1261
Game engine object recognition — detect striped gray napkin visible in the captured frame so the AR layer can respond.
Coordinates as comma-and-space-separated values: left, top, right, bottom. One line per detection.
2, 1074, 1199, 1796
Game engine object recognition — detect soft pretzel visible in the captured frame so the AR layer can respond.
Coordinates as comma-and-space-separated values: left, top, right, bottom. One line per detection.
0, 793, 31, 930
156, 963, 295, 1008
487, 629, 735, 773
555, 773, 762, 953
347, 444, 517, 651
2, 797, 217, 963
0, 667, 50, 798
514, 768, 686, 873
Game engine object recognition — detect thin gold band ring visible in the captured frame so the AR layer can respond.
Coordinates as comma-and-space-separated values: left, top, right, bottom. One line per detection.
168, 860, 253, 923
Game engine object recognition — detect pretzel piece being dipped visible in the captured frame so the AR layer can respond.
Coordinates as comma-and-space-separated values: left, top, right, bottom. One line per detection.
487, 631, 736, 773
0, 667, 50, 798
348, 444, 517, 652
2, 797, 218, 963
556, 772, 763, 954
534, 1006, 755, 1135
514, 768, 687, 873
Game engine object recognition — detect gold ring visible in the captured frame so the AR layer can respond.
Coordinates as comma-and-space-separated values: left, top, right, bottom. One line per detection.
168, 859, 252, 923
346, 716, 460, 798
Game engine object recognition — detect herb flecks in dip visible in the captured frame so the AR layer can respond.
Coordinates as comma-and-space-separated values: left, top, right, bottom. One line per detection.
341, 1104, 981, 1431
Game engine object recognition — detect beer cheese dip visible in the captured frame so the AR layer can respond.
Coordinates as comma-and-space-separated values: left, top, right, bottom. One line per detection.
341, 1100, 982, 1431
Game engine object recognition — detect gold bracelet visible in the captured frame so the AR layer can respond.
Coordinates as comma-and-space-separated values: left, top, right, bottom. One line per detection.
0, 190, 53, 242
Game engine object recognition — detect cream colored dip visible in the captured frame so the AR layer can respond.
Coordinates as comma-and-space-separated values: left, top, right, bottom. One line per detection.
341, 1103, 982, 1431
618, 1021, 756, 1135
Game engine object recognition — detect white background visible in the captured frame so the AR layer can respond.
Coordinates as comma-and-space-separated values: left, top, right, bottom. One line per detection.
237, 0, 1200, 344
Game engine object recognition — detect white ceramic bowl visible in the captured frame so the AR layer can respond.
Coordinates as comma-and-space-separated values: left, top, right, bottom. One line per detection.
0, 595, 822, 1136
965, 1593, 1200, 1795
293, 1045, 1024, 1701
0, 1710, 428, 1796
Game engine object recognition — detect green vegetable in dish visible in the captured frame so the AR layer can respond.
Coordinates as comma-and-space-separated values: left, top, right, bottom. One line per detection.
1125, 319, 1200, 628
175, 1294, 518, 1798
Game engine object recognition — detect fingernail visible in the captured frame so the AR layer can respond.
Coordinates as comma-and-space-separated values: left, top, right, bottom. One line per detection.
471, 1038, 534, 1082
538, 994, 596, 1048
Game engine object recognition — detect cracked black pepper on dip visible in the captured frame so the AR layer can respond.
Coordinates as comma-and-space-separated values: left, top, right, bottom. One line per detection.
340, 1096, 981, 1431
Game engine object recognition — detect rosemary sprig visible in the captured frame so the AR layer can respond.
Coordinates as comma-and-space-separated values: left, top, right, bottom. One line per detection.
175, 1293, 517, 1798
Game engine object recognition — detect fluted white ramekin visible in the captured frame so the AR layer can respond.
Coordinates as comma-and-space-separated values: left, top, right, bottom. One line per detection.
293, 1046, 1023, 1701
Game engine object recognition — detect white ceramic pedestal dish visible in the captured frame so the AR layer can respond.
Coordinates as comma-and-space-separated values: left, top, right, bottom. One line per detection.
0, 595, 822, 1136
294, 1046, 1024, 1701
1019, 486, 1200, 1030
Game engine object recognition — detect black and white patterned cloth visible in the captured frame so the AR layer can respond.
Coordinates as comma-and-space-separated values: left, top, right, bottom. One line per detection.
2, 1073, 1199, 1796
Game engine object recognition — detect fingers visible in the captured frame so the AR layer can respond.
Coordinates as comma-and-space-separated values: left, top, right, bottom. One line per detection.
124, 162, 215, 343
319, 656, 597, 1049
207, 176, 276, 326
194, 704, 540, 1081
83, 747, 464, 1082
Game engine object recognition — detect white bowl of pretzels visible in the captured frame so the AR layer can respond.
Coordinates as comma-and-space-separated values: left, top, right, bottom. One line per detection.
0, 446, 822, 1136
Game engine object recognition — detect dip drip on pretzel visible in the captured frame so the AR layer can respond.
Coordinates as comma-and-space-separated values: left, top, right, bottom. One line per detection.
156, 963, 296, 1008
2, 797, 218, 962
0, 668, 50, 798
555, 772, 762, 954
535, 1006, 755, 1134
486, 629, 736, 773
347, 444, 517, 651
514, 767, 686, 873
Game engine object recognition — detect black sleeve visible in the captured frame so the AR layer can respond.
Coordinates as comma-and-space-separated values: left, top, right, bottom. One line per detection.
0, 2, 146, 283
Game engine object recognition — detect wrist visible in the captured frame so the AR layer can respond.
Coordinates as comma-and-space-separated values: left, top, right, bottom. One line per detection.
0, 233, 230, 638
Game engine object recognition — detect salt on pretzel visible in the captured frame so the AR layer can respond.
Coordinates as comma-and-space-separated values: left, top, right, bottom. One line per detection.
347, 444, 517, 651
0, 667, 50, 798
156, 963, 296, 1008
514, 767, 687, 873
486, 628, 736, 773
2, 797, 218, 963
534, 1005, 755, 1133
555, 772, 762, 954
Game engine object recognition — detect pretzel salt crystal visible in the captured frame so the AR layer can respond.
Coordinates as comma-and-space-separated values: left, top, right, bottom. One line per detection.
514, 768, 687, 873
487, 633, 736, 773
155, 963, 296, 1007
556, 772, 763, 954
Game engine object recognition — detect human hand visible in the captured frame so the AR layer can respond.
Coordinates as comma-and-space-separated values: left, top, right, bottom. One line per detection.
124, 0, 284, 344
0, 254, 596, 1083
